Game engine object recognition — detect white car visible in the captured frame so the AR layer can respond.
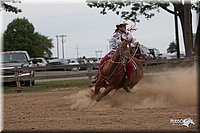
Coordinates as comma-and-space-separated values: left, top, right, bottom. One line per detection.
31, 57, 48, 67
66, 58, 80, 71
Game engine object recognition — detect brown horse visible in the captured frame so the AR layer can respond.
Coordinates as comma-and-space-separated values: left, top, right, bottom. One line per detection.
92, 41, 143, 102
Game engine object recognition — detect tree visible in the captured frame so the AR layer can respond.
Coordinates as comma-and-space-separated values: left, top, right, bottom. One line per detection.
0, 0, 22, 13
86, 0, 200, 57
3, 17, 53, 57
167, 41, 177, 53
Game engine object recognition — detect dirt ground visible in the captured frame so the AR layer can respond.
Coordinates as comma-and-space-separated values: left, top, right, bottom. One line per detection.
3, 66, 199, 132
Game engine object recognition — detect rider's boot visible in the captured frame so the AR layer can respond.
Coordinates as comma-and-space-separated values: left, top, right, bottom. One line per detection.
123, 76, 131, 93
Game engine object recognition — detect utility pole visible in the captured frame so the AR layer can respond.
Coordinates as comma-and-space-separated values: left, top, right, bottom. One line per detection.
95, 50, 98, 58
99, 50, 102, 58
95, 50, 103, 59
56, 35, 59, 58
76, 43, 79, 59
59, 34, 67, 59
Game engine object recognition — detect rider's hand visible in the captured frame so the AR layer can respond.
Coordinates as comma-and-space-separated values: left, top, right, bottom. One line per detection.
135, 42, 140, 47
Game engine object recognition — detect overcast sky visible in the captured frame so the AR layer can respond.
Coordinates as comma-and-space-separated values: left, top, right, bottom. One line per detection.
1, 0, 198, 58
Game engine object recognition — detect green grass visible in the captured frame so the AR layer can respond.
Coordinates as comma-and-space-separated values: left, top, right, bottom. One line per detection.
36, 78, 90, 86
4, 79, 90, 94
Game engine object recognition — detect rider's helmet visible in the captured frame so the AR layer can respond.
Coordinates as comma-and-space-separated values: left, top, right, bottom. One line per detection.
116, 20, 128, 28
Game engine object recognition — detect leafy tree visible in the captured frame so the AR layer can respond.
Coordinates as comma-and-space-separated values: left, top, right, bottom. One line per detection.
0, 0, 22, 13
86, 0, 200, 57
33, 32, 53, 57
167, 41, 177, 53
3, 17, 53, 57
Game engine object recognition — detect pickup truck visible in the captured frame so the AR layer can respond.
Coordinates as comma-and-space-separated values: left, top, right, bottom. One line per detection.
2, 51, 35, 86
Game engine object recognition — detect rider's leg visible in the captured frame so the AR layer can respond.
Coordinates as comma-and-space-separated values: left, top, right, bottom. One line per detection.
90, 51, 112, 84
123, 58, 134, 93
123, 72, 131, 93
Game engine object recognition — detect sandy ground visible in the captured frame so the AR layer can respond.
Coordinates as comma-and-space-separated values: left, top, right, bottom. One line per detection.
3, 66, 199, 132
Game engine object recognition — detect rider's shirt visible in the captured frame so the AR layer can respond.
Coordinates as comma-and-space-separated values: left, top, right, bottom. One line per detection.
109, 31, 136, 51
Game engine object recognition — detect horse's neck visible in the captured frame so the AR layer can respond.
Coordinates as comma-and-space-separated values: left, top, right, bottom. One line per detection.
108, 53, 120, 69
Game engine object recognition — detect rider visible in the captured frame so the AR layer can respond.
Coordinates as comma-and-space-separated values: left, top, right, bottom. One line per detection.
91, 20, 138, 90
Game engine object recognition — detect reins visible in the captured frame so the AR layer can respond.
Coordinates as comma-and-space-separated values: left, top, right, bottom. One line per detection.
132, 46, 139, 57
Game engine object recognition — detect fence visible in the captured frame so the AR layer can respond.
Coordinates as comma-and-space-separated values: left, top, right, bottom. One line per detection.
3, 57, 198, 91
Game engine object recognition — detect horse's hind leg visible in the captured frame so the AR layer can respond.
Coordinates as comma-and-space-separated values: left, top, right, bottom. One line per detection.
95, 86, 112, 102
108, 89, 116, 96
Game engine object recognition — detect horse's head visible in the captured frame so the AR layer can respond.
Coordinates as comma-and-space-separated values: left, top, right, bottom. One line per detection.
113, 41, 131, 64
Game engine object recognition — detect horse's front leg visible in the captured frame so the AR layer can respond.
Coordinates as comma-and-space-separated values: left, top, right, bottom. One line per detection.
95, 86, 113, 102
91, 81, 102, 100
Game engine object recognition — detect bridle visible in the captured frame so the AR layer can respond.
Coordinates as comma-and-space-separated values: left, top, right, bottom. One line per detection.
110, 41, 131, 64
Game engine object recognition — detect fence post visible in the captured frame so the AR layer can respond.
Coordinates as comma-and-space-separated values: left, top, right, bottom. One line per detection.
87, 63, 92, 82
15, 66, 21, 92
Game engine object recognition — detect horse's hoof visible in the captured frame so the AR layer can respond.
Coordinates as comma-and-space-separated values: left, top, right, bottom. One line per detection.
131, 90, 136, 94
89, 101, 97, 107
124, 87, 132, 93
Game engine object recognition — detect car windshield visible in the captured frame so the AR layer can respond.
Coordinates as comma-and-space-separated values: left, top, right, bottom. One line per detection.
3, 53, 28, 63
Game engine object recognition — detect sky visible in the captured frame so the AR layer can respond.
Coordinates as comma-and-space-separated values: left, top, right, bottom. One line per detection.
1, 0, 198, 59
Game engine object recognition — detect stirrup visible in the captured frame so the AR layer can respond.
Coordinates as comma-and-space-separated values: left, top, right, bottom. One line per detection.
105, 80, 110, 85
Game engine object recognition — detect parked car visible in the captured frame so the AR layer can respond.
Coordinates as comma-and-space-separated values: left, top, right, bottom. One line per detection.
2, 51, 35, 86
157, 53, 167, 59
47, 58, 67, 65
66, 58, 80, 71
131, 45, 153, 60
77, 58, 88, 70
164, 52, 185, 59
87, 57, 100, 70
47, 58, 68, 71
31, 57, 48, 67
148, 48, 161, 59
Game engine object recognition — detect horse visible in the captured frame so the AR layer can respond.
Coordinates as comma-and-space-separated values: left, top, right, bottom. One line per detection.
91, 40, 143, 102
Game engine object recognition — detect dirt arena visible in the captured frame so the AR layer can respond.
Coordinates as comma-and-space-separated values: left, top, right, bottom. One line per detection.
3, 66, 199, 132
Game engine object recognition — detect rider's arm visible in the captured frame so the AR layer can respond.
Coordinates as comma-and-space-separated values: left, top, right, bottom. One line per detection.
131, 38, 137, 47
110, 32, 122, 49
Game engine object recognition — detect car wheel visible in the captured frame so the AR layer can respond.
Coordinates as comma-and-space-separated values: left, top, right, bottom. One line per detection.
32, 80, 35, 86
24, 81, 33, 86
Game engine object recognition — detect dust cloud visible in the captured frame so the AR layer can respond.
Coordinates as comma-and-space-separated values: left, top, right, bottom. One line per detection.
64, 66, 198, 110
63, 89, 94, 110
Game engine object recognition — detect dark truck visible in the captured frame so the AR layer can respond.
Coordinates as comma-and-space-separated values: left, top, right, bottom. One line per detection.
2, 51, 35, 86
